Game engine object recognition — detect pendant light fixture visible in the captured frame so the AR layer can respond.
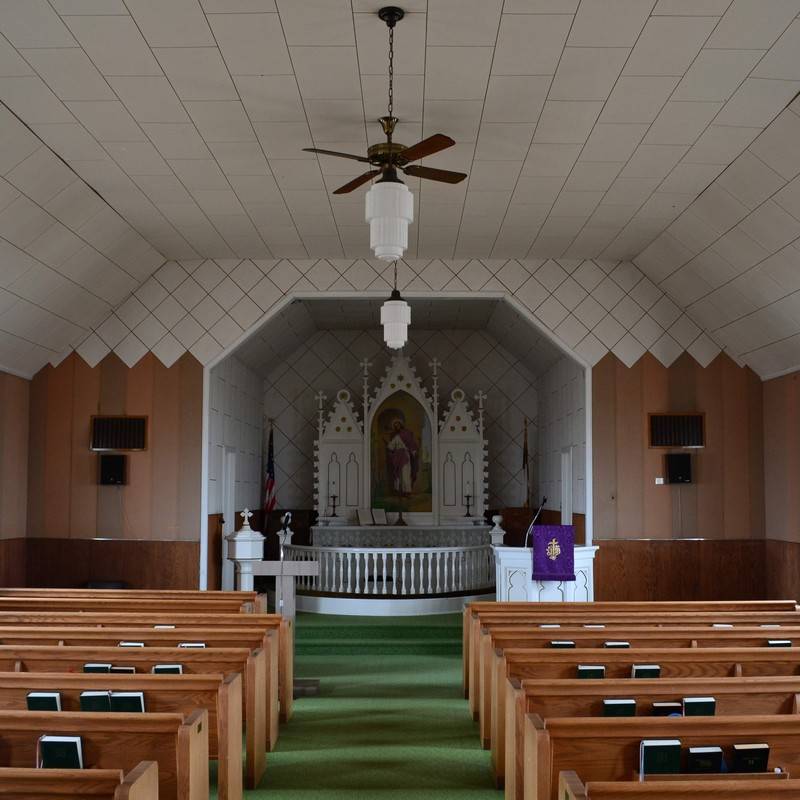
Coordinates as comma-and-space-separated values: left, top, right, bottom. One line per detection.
381, 260, 410, 349
366, 7, 413, 262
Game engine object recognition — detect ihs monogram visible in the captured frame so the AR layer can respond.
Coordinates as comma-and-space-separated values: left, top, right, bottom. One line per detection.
546, 537, 561, 561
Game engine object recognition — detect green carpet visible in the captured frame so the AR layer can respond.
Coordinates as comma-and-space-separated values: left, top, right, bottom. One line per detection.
238, 612, 502, 799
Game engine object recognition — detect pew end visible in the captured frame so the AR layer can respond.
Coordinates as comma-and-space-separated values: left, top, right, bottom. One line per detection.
116, 760, 159, 800
558, 771, 587, 800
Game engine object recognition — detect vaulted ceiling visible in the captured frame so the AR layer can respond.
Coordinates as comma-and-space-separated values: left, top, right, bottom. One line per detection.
1, 0, 800, 380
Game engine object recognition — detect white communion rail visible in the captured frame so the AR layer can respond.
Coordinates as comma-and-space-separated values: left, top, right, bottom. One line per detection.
284, 543, 495, 597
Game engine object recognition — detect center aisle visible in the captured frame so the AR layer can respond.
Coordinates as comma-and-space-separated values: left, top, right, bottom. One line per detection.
247, 612, 503, 799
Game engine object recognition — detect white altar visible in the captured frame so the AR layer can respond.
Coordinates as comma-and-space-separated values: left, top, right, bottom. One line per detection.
493, 544, 598, 602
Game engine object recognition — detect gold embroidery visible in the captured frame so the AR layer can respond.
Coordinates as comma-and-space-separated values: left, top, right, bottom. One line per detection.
546, 537, 561, 561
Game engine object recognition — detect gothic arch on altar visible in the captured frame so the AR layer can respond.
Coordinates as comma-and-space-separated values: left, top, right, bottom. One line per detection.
314, 353, 487, 525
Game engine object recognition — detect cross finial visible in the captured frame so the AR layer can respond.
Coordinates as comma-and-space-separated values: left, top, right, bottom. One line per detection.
360, 357, 372, 373
429, 357, 441, 375
474, 389, 487, 407
315, 390, 327, 409
240, 508, 253, 530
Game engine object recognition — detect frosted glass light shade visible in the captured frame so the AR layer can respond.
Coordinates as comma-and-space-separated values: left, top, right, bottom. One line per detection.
381, 294, 411, 349
365, 180, 414, 261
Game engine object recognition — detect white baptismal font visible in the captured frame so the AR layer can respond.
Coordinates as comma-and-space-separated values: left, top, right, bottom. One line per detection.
284, 353, 496, 614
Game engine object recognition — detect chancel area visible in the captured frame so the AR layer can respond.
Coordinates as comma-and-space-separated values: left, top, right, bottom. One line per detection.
2, 1, 800, 798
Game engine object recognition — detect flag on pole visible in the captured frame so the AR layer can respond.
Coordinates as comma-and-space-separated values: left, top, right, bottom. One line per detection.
263, 423, 277, 516
522, 416, 530, 508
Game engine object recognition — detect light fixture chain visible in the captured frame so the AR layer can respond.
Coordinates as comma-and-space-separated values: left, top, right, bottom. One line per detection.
387, 25, 394, 118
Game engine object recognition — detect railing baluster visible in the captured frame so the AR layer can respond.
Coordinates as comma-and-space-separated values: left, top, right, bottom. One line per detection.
382, 551, 388, 595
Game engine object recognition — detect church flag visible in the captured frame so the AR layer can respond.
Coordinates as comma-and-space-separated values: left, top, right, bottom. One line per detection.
531, 524, 575, 582
263, 424, 277, 515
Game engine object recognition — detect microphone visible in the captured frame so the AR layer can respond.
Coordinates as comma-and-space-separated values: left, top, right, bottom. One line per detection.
523, 496, 548, 549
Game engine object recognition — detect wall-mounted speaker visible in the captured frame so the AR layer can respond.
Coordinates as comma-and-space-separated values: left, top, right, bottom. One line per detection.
665, 452, 692, 484
99, 454, 126, 486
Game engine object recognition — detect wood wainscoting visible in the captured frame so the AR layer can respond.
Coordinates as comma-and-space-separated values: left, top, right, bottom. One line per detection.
594, 538, 767, 601
765, 540, 800, 602
24, 538, 199, 589
0, 538, 26, 586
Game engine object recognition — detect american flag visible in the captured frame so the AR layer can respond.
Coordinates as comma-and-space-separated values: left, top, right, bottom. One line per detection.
263, 424, 277, 516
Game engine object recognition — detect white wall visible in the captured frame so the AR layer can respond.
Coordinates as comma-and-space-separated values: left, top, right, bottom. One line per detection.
262, 327, 540, 511
208, 355, 263, 514
536, 356, 586, 516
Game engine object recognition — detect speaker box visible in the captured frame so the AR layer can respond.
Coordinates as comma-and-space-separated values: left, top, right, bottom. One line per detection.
99, 454, 126, 486
665, 452, 691, 484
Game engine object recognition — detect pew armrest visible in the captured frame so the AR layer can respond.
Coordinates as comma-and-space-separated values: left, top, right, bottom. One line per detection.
558, 770, 587, 800
116, 760, 159, 800
218, 672, 243, 800
177, 708, 209, 800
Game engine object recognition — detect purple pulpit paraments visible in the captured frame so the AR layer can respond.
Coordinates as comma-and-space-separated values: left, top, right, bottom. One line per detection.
530, 524, 575, 581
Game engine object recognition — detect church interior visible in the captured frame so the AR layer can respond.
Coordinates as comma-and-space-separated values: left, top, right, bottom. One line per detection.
1, 1, 800, 798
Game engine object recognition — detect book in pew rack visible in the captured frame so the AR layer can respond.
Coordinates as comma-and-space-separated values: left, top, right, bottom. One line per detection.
26, 692, 61, 711
767, 639, 792, 647
83, 663, 112, 673
602, 698, 636, 717
604, 641, 630, 649
577, 664, 605, 679
152, 664, 183, 674
179, 642, 206, 648
110, 691, 145, 713
118, 641, 144, 647
683, 696, 716, 716
732, 743, 770, 772
38, 735, 83, 769
640, 739, 681, 776
80, 690, 111, 712
549, 640, 576, 649
111, 666, 136, 674
652, 701, 682, 717
633, 664, 661, 679
687, 746, 723, 774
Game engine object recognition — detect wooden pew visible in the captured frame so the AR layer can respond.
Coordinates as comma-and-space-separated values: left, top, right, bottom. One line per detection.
495, 646, 800, 793
462, 601, 799, 695
466, 608, 800, 712
482, 625, 800, 753
0, 612, 293, 723
0, 597, 253, 616
524, 714, 800, 800
0, 761, 158, 799
0, 710, 206, 800
0, 589, 267, 614
0, 625, 279, 747
0, 672, 241, 800
0, 645, 267, 789
506, 675, 800, 800
558, 769, 800, 799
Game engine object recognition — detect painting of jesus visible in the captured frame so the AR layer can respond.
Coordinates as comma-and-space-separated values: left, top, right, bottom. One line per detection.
371, 391, 432, 513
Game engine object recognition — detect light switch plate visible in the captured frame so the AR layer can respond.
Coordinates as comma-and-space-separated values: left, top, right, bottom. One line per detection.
655, 477, 665, 485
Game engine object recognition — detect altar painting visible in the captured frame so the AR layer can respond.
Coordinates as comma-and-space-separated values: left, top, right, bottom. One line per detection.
371, 391, 432, 512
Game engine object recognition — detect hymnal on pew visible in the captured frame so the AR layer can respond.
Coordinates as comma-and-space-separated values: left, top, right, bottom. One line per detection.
602, 698, 635, 717
712, 623, 733, 628
683, 696, 716, 716
118, 641, 144, 647
632, 664, 661, 678
604, 641, 630, 648
583, 624, 605, 629
767, 639, 792, 647
110, 691, 145, 713
152, 664, 183, 674
687, 746, 723, 774
549, 640, 576, 648
652, 701, 682, 716
577, 664, 605, 679
154, 624, 176, 629
83, 663, 112, 673
38, 735, 83, 769
639, 739, 681, 776
26, 692, 61, 711
179, 642, 206, 648
110, 666, 136, 674
539, 624, 560, 629
732, 743, 769, 772
80, 690, 111, 712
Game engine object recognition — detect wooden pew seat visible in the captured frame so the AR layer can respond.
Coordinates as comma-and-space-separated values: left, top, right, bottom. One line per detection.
0, 761, 158, 799
558, 769, 800, 799
0, 710, 206, 800
0, 672, 241, 800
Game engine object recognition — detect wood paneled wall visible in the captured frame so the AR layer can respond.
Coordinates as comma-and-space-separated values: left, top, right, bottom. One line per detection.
0, 538, 26, 586
763, 371, 800, 542
592, 352, 764, 540
27, 352, 203, 541
0, 372, 29, 540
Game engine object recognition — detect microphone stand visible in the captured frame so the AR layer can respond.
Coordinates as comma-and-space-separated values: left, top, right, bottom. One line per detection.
523, 496, 548, 549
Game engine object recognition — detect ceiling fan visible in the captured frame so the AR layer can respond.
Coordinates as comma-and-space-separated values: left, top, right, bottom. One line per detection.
303, 6, 468, 195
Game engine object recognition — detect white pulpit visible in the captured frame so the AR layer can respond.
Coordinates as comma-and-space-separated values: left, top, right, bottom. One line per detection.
493, 545, 598, 602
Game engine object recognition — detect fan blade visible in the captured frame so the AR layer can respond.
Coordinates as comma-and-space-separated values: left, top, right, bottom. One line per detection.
403, 165, 467, 184
332, 170, 381, 194
303, 147, 370, 163
400, 134, 455, 163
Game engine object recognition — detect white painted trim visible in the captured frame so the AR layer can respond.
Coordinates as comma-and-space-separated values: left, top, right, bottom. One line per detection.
584, 365, 593, 547
295, 591, 495, 616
